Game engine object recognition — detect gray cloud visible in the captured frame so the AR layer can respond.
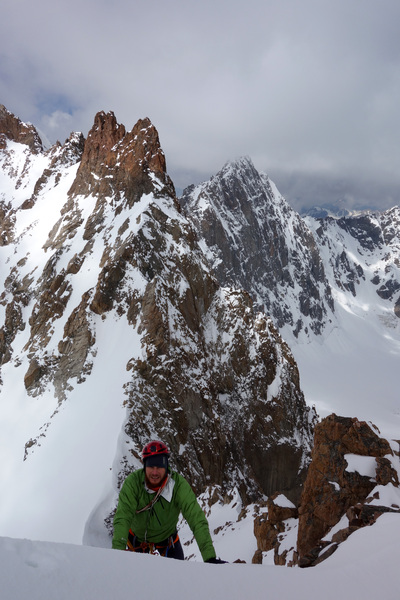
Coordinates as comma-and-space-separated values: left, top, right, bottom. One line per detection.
1, 0, 400, 211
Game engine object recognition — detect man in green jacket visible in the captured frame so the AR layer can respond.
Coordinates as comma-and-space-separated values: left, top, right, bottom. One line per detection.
112, 440, 225, 562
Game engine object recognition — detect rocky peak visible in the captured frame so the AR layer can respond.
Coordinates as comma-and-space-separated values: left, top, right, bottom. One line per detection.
47, 131, 86, 168
180, 156, 334, 339
0, 104, 43, 153
68, 112, 175, 206
79, 110, 126, 167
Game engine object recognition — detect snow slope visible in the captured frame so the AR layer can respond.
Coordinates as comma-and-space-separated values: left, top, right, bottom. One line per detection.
2, 511, 400, 600
289, 214, 400, 442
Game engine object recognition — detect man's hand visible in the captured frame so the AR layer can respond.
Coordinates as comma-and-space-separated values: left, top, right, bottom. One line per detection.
205, 557, 227, 564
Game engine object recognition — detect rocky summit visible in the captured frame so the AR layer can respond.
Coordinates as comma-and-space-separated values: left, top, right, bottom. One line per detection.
180, 157, 335, 339
0, 104, 43, 154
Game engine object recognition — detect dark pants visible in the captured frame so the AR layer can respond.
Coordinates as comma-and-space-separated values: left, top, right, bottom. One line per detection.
163, 539, 184, 560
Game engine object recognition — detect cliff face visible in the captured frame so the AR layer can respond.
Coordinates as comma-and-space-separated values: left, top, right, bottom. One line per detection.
0, 107, 316, 542
180, 157, 335, 338
252, 414, 400, 567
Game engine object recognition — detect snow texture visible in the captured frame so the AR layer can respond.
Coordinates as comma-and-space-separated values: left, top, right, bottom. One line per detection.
1, 511, 400, 600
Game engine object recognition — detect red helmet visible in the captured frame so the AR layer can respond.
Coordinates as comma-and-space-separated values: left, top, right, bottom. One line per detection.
142, 440, 170, 460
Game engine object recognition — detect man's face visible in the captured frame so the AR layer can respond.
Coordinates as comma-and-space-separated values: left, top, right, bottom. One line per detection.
145, 466, 166, 487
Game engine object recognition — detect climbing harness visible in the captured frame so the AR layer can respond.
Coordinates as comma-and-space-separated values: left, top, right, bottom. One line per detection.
126, 530, 180, 556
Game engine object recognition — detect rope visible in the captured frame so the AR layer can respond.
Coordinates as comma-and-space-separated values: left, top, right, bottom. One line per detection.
135, 474, 170, 514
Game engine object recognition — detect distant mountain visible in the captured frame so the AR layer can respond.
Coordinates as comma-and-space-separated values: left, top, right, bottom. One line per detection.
180, 157, 334, 339
309, 209, 400, 316
181, 158, 400, 344
299, 199, 375, 219
301, 204, 354, 219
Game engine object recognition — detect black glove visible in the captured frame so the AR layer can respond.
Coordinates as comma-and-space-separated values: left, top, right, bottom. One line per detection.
206, 557, 227, 564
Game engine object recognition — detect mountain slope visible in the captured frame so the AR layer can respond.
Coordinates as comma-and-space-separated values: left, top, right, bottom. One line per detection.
297, 209, 400, 437
0, 107, 315, 545
181, 160, 400, 439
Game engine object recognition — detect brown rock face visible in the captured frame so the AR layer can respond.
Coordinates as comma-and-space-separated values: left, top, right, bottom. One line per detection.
0, 105, 43, 153
253, 414, 399, 567
69, 112, 175, 208
253, 492, 298, 564
297, 414, 395, 560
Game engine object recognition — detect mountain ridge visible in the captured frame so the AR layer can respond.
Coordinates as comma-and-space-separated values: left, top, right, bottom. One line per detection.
181, 156, 400, 344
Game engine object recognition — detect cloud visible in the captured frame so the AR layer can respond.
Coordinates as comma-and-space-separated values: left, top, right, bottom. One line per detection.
1, 0, 400, 210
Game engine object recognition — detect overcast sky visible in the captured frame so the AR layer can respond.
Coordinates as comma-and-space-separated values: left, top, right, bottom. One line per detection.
1, 0, 400, 211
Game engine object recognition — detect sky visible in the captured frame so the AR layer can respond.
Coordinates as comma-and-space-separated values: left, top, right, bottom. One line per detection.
2, 0, 400, 210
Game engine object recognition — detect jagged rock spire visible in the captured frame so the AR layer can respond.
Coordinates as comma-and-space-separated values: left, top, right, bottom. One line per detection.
0, 104, 43, 153
68, 111, 175, 206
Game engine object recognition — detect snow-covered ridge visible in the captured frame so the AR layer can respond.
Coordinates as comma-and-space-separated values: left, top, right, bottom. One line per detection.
181, 157, 400, 438
3, 515, 400, 600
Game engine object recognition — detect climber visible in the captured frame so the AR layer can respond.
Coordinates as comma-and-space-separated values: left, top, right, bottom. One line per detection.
112, 440, 226, 563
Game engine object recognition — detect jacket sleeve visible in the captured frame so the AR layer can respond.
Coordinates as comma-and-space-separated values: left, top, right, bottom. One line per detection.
112, 475, 138, 550
178, 476, 216, 562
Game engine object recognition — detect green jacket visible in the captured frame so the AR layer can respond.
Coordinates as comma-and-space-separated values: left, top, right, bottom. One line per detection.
112, 469, 216, 561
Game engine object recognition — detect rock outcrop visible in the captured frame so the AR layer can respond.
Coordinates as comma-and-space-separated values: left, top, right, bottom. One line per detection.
68, 111, 175, 208
0, 104, 43, 153
252, 413, 400, 567
253, 492, 298, 566
296, 414, 399, 565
